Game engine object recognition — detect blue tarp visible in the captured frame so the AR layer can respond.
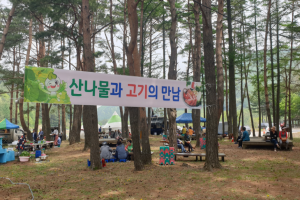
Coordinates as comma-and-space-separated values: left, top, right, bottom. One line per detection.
0, 118, 20, 129
176, 113, 206, 123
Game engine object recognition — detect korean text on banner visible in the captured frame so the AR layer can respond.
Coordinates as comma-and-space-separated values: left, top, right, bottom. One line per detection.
24, 66, 203, 109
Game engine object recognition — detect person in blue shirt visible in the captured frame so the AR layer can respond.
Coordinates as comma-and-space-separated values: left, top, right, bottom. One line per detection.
99, 126, 101, 133
238, 126, 250, 148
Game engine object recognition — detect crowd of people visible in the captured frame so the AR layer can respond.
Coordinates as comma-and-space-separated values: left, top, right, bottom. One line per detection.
100, 138, 133, 161
236, 125, 290, 151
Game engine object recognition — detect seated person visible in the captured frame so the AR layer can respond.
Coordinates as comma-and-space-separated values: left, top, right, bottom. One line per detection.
182, 126, 187, 136
235, 127, 243, 144
188, 127, 194, 136
238, 126, 250, 148
177, 139, 186, 153
125, 140, 133, 160
115, 140, 127, 160
100, 142, 114, 160
57, 136, 61, 146
279, 127, 289, 150
184, 133, 194, 152
270, 126, 280, 151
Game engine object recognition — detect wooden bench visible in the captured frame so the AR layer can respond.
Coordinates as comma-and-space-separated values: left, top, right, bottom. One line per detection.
242, 138, 293, 150
175, 153, 226, 162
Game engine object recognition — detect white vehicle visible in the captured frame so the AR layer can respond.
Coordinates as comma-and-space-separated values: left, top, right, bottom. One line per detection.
0, 128, 24, 143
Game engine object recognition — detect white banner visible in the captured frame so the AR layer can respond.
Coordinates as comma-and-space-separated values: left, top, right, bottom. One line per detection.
24, 66, 202, 109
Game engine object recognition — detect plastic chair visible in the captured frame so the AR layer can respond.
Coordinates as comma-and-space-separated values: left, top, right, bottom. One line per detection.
119, 159, 127, 162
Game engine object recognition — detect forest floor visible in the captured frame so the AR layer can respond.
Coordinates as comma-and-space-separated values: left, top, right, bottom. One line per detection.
1, 135, 300, 200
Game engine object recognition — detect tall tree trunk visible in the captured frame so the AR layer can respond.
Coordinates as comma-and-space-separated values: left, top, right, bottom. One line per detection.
163, 1, 167, 137
82, 0, 101, 169
58, 105, 61, 131
35, 103, 40, 133
222, 29, 229, 132
0, 4, 16, 60
120, 106, 125, 135
15, 45, 20, 124
263, 0, 272, 128
216, 0, 224, 121
62, 105, 66, 140
124, 107, 129, 138
275, 0, 280, 137
288, 1, 294, 139
193, 0, 202, 147
69, 105, 82, 144
167, 0, 178, 152
227, 0, 238, 139
10, 47, 15, 122
126, 0, 144, 171
255, 0, 261, 137
123, 0, 127, 74
284, 68, 287, 126
20, 19, 33, 135
270, 13, 275, 126
69, 10, 83, 144
202, 0, 221, 170
139, 0, 144, 76
110, 0, 118, 74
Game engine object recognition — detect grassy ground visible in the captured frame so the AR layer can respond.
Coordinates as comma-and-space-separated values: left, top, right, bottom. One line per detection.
1, 136, 300, 200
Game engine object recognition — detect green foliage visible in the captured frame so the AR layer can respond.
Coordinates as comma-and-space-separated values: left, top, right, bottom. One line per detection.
20, 151, 30, 157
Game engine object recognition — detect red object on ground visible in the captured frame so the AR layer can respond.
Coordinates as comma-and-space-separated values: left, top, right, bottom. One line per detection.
191, 82, 195, 89
231, 137, 234, 142
102, 159, 106, 167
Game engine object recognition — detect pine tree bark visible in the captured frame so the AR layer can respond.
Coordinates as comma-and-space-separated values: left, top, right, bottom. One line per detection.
20, 92, 31, 138
62, 105, 66, 140
263, 0, 272, 128
254, 0, 261, 136
288, 1, 294, 139
126, 0, 144, 171
35, 103, 40, 133
82, 0, 101, 169
58, 105, 61, 132
216, 0, 224, 121
69, 105, 82, 144
269, 14, 276, 126
275, 0, 280, 137
0, 4, 16, 60
10, 47, 15, 122
202, 0, 222, 170
124, 107, 129, 138
193, 0, 202, 147
167, 0, 178, 152
227, 0, 238, 139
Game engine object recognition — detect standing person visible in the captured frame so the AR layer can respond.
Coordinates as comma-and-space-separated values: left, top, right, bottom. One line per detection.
270, 126, 280, 152
182, 126, 187, 135
188, 126, 194, 136
38, 129, 44, 140
32, 129, 38, 143
109, 126, 112, 134
238, 127, 250, 148
99, 126, 101, 133
279, 127, 289, 150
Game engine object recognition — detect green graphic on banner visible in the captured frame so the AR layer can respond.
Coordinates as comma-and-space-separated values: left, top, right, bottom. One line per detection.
24, 66, 71, 104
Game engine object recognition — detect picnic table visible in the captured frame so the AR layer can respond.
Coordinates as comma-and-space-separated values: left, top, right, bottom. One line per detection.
174, 152, 226, 162
99, 138, 127, 146
242, 137, 293, 150
25, 141, 54, 151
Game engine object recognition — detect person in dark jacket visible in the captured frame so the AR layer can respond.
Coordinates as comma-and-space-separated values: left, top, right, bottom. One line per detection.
238, 127, 250, 148
115, 140, 127, 160
270, 126, 280, 151
184, 133, 194, 152
32, 129, 38, 143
